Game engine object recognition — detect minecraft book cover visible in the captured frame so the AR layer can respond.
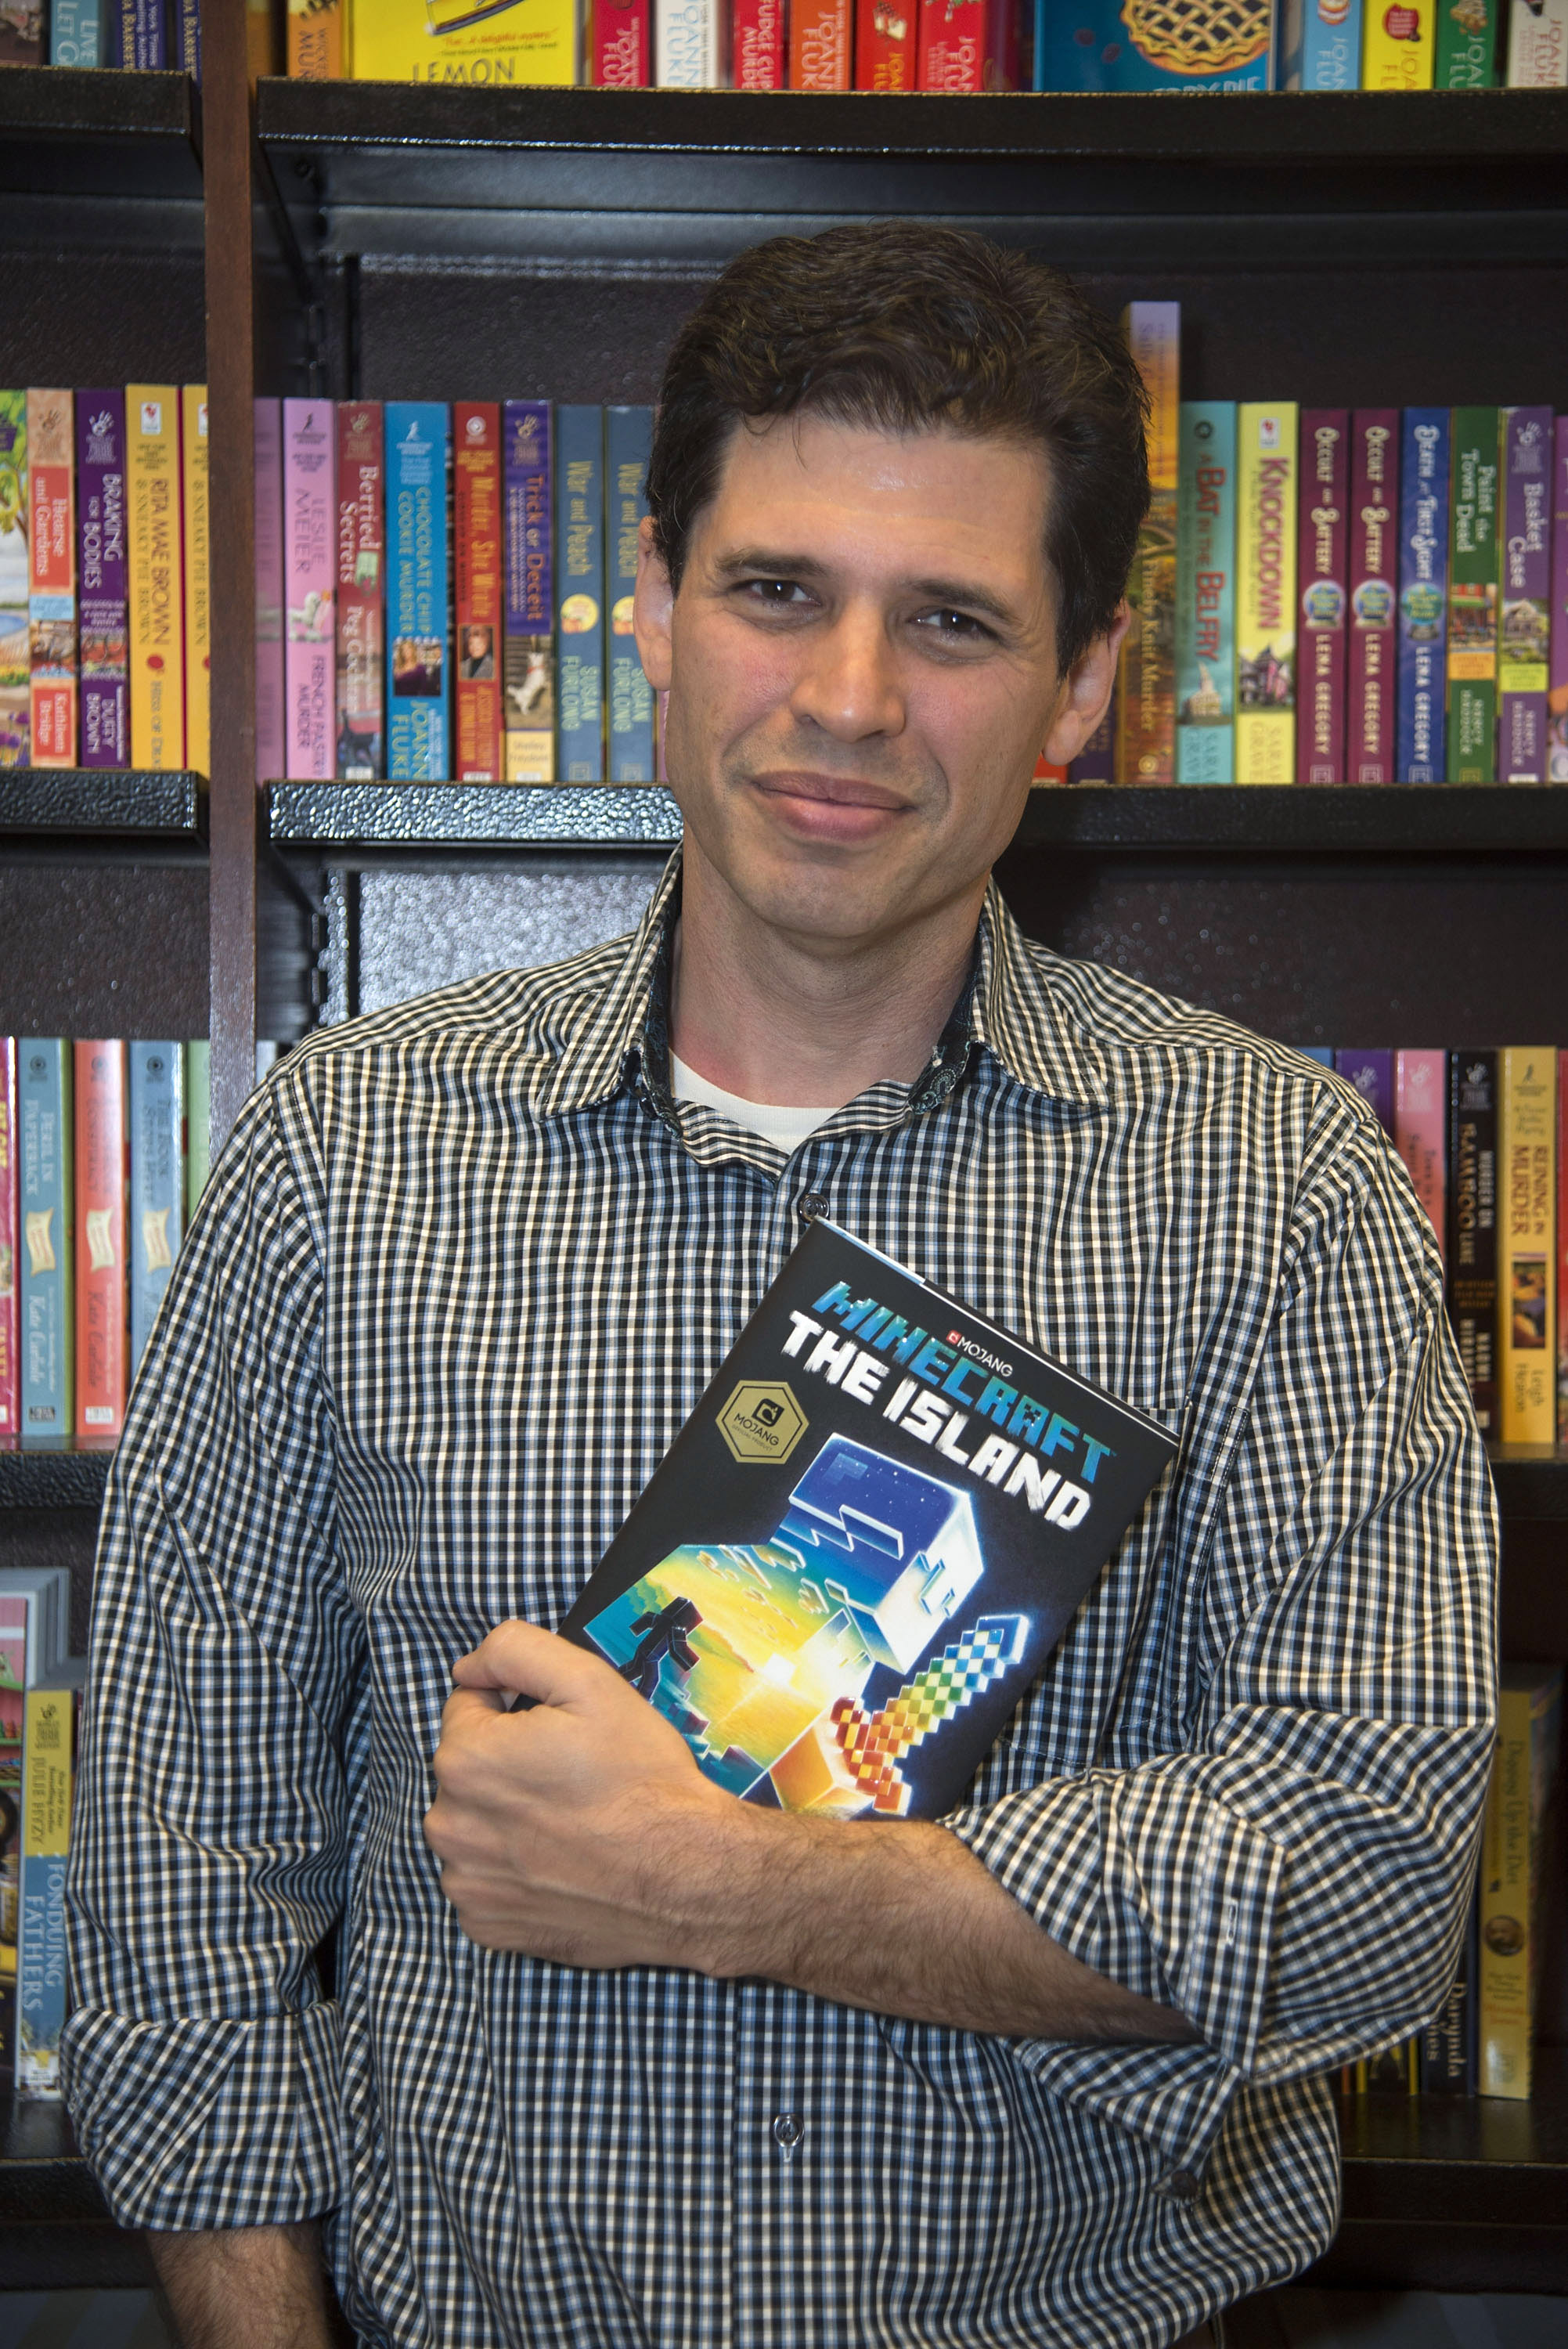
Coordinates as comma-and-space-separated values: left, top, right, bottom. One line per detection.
563, 1221, 1177, 1822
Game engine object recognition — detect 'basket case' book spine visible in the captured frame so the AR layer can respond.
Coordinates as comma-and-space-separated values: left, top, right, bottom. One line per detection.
1498, 405, 1553, 782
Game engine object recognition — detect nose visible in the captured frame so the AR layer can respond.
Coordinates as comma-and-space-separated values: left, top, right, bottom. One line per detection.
788, 603, 906, 745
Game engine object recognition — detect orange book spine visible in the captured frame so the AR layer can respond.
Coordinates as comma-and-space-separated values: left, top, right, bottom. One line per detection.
454, 403, 503, 783
288, 0, 344, 75
73, 1041, 128, 1450
791, 0, 852, 84
27, 391, 76, 770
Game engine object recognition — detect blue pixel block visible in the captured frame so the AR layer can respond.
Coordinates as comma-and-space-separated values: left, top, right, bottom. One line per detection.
773, 1436, 982, 1673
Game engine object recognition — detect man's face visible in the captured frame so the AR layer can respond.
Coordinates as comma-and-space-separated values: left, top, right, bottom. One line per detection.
634, 412, 1119, 955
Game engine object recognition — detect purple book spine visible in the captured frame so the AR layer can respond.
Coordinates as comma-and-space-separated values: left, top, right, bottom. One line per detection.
1348, 410, 1399, 785
77, 391, 128, 770
1297, 410, 1348, 784
1336, 1049, 1395, 1139
1499, 406, 1553, 784
1069, 679, 1117, 784
1551, 417, 1568, 785
254, 399, 285, 786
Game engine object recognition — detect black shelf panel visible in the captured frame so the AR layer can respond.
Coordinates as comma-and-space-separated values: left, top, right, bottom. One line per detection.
0, 770, 207, 845
0, 1452, 111, 1510
1337, 2048, 1568, 2230
1490, 1448, 1568, 1522
0, 67, 201, 200
269, 781, 681, 850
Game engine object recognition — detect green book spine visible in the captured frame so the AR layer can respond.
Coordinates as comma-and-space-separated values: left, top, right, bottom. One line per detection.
1447, 406, 1500, 783
185, 1041, 210, 1221
1434, 0, 1499, 83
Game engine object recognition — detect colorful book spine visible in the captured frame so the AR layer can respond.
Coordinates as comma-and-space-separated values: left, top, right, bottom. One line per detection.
1033, 0, 1271, 83
1447, 1052, 1499, 1438
658, 0, 726, 80
1118, 303, 1179, 786
1363, 0, 1434, 81
18, 1043, 72, 1453
18, 1670, 84, 2101
335, 402, 384, 779
283, 399, 336, 781
0, 392, 27, 769
1281, 0, 1364, 83
26, 391, 77, 771
1447, 406, 1500, 785
351, 0, 575, 81
1296, 409, 1348, 785
386, 402, 450, 783
604, 407, 655, 785
254, 399, 286, 785
1560, 1049, 1568, 1447
735, 0, 786, 82
74, 1040, 128, 1451
0, 1603, 20, 2084
790, 0, 852, 84
0, 1041, 16, 1449
1498, 1047, 1557, 1445
1551, 417, 1568, 785
129, 1042, 182, 1376
182, 386, 210, 779
593, 0, 652, 81
856, 0, 914, 83
556, 405, 606, 785
1336, 1049, 1394, 1138
1436, 0, 1498, 81
917, 0, 1018, 85
502, 401, 553, 783
1418, 1888, 1477, 2094
50, 3, 104, 65
1176, 402, 1236, 785
186, 1040, 210, 1220
1348, 410, 1398, 785
1395, 1050, 1446, 1257
1236, 404, 1299, 784
1506, 0, 1568, 79
77, 391, 128, 770
117, 0, 168, 67
126, 385, 184, 770
1478, 1666, 1563, 2100
1498, 405, 1553, 785
1397, 407, 1448, 784
287, 0, 344, 74
453, 403, 503, 785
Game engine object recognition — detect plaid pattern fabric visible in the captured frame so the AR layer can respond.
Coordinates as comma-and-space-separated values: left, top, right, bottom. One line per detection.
63, 857, 1497, 2349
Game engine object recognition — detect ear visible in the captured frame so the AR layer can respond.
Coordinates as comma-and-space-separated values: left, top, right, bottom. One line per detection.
633, 514, 674, 695
1041, 602, 1133, 770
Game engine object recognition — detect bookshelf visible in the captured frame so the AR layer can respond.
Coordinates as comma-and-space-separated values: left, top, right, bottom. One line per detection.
2, 27, 1567, 2300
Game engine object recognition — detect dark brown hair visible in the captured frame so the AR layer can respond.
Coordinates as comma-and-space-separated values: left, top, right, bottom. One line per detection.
645, 222, 1150, 674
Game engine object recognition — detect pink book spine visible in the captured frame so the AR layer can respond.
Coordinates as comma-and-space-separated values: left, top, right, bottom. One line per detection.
1348, 410, 1400, 785
1551, 417, 1568, 785
0, 1037, 16, 1449
1296, 411, 1348, 783
1396, 1048, 1447, 1262
283, 400, 336, 780
254, 400, 286, 785
591, 0, 651, 81
734, 0, 785, 83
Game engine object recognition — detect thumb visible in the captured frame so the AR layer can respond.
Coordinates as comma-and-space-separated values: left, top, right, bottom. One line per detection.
451, 1619, 618, 1711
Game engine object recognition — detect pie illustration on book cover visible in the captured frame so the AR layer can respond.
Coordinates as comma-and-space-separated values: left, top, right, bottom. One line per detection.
564, 1221, 1178, 1822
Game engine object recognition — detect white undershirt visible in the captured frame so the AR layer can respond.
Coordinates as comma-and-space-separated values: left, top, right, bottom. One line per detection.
669, 1051, 841, 1153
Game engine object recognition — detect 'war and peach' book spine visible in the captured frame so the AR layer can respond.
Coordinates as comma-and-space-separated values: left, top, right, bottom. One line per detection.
254, 400, 286, 785
1296, 409, 1347, 784
791, 0, 851, 85
73, 1041, 128, 1452
182, 388, 210, 780
335, 402, 384, 779
0, 1040, 16, 1449
1498, 405, 1552, 783
1363, 0, 1434, 82
77, 392, 128, 770
454, 402, 503, 784
1397, 407, 1448, 781
125, 387, 184, 771
18, 1044, 71, 1453
26, 392, 76, 770
502, 401, 553, 781
593, 0, 652, 81
1236, 404, 1299, 782
856, 0, 914, 82
1176, 402, 1235, 783
1447, 406, 1500, 783
735, 0, 785, 82
1498, 1046, 1557, 1446
1550, 417, 1568, 784
1117, 302, 1179, 785
1348, 409, 1398, 784
283, 399, 335, 781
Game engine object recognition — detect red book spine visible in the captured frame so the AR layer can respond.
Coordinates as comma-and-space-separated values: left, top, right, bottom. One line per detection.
791, 0, 852, 85
454, 403, 503, 785
73, 1041, 128, 1451
1348, 409, 1400, 785
1296, 410, 1348, 784
734, 0, 785, 84
335, 402, 384, 779
0, 1040, 16, 1449
591, 0, 651, 83
855, 0, 914, 83
916, 0, 1017, 87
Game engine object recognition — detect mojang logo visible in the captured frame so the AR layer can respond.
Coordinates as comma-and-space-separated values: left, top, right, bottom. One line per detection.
751, 1396, 784, 1428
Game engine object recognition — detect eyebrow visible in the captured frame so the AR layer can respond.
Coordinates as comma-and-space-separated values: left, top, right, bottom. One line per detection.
713, 548, 1022, 627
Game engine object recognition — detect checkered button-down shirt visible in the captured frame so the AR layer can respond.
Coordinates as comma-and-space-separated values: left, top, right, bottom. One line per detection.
64, 857, 1496, 2349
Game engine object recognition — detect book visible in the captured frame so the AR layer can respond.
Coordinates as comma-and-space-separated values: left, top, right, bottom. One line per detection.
288, 0, 344, 75
1117, 305, 1179, 786
1235, 403, 1299, 784
502, 400, 553, 783
1498, 1046, 1556, 1445
561, 1220, 1179, 1820
181, 386, 210, 778
1296, 409, 1348, 785
790, 0, 852, 85
735, 0, 786, 82
254, 399, 286, 785
1551, 416, 1568, 785
284, 399, 336, 781
17, 1661, 87, 2101
0, 0, 45, 59
1176, 402, 1236, 784
1478, 1664, 1563, 2099
1397, 407, 1448, 784
129, 1043, 183, 1377
556, 406, 606, 785
1418, 1886, 1478, 2094
386, 402, 450, 783
1347, 410, 1397, 785
659, 0, 727, 80
1336, 1048, 1394, 1138
0, 1576, 70, 2089
1435, 0, 1498, 81
605, 407, 655, 785
1280, 0, 1364, 81
186, 1040, 210, 1219
335, 401, 384, 780
1035, 0, 1273, 84
177, 0, 200, 73
116, 0, 168, 67
50, 2, 104, 64
917, 0, 1020, 86
351, 0, 575, 81
1447, 406, 1500, 785
77, 391, 129, 770
1506, 0, 1567, 78
74, 1040, 128, 1451
1560, 1049, 1568, 1446
1498, 405, 1552, 784
126, 385, 185, 771
0, 392, 27, 768
1363, 0, 1434, 81
1447, 1052, 1498, 1437
18, 1044, 72, 1454
593, 0, 651, 80
454, 402, 503, 784
26, 390, 77, 771
855, 0, 914, 83
0, 1041, 15, 1450
1394, 1050, 1445, 1257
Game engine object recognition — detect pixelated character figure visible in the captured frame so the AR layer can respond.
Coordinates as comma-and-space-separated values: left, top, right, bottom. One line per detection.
620, 1595, 703, 1702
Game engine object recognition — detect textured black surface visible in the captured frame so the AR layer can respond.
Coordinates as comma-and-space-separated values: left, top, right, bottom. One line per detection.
0, 1504, 100, 1658
0, 65, 200, 200
0, 1455, 110, 1510
0, 772, 207, 840
269, 782, 682, 847
1014, 788, 1568, 856
0, 864, 208, 1038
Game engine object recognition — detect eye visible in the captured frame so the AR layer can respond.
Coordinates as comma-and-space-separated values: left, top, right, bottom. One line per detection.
740, 577, 812, 608
914, 608, 993, 644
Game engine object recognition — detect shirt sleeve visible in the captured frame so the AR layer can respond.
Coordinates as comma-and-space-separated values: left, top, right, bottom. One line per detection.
63, 1077, 363, 2232
946, 1102, 1498, 2178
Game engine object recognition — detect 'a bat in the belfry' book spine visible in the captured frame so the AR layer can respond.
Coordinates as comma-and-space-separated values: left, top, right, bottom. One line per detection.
283, 399, 335, 781
1347, 410, 1398, 785
386, 402, 449, 782
0, 1040, 16, 1449
562, 1220, 1177, 1822
74, 1041, 127, 1452
254, 399, 286, 785
335, 402, 384, 780
502, 401, 553, 782
1296, 409, 1347, 785
1447, 406, 1500, 783
353, 0, 575, 81
26, 391, 77, 771
1397, 407, 1448, 782
50, 2, 103, 65
660, 0, 727, 80
182, 388, 210, 780
454, 402, 503, 784
1446, 1052, 1498, 1435
1362, 0, 1434, 81
790, 0, 851, 85
735, 0, 786, 84
593, 0, 651, 83
1235, 404, 1298, 783
555, 406, 605, 784
1498, 1047, 1556, 1445
1550, 417, 1568, 783
126, 387, 183, 770
128, 1042, 182, 1378
1435, 0, 1498, 81
1280, 0, 1364, 83
0, 392, 29, 768
855, 0, 914, 85
1175, 401, 1235, 784
1498, 406, 1552, 783
1506, 0, 1567, 79
1034, 0, 1272, 84
1394, 1051, 1445, 1257
605, 407, 655, 784
1117, 303, 1179, 785
1478, 1665, 1563, 2099
19, 1042, 72, 1453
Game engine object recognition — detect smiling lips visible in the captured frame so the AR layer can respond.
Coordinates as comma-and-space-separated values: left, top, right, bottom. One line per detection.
748, 769, 912, 839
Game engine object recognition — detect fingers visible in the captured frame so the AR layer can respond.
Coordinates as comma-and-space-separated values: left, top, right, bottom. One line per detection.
451, 1619, 622, 1711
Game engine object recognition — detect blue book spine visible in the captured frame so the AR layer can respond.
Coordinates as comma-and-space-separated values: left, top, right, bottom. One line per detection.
1176, 402, 1236, 783
50, 2, 103, 65
386, 403, 451, 782
556, 405, 606, 784
128, 1043, 182, 1375
117, 0, 168, 67
605, 406, 655, 784
1298, 1048, 1336, 1066
1397, 408, 1449, 784
18, 1043, 72, 1454
1036, 0, 1271, 85
1279, 0, 1363, 85
178, 0, 200, 75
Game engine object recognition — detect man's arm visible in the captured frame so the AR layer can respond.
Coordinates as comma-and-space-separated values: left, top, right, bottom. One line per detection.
147, 2225, 335, 2349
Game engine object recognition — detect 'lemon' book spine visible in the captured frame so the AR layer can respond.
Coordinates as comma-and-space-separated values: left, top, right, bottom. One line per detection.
1236, 404, 1299, 782
126, 386, 185, 770
1498, 1045, 1557, 1444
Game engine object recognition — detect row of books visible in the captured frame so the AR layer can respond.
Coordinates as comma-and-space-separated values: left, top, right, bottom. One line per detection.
255, 399, 654, 786
1075, 308, 1568, 786
0, 1564, 85, 2103
0, 387, 208, 774
6, 0, 200, 70
0, 1039, 211, 1452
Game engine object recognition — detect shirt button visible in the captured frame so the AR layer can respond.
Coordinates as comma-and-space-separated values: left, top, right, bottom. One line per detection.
1159, 2167, 1201, 2202
798, 1193, 828, 1221
773, 2113, 805, 2154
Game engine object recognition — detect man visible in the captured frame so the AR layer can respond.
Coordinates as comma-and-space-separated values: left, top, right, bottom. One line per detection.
65, 226, 1495, 2349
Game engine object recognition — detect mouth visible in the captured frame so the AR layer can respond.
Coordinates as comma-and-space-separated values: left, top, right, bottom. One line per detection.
748, 770, 911, 814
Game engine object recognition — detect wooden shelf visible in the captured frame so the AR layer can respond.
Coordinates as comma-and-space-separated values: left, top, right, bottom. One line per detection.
0, 770, 207, 846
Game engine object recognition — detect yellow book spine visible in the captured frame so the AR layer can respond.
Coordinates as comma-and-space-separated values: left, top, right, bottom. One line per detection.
1498, 1046, 1557, 1445
1362, 0, 1435, 86
289, 0, 345, 76
126, 387, 185, 771
350, 0, 574, 85
182, 388, 210, 781
1235, 403, 1298, 784
1478, 1683, 1535, 2098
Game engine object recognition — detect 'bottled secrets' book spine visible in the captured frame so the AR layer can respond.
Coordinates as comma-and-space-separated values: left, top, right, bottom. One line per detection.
335, 402, 384, 780
1296, 408, 1348, 784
